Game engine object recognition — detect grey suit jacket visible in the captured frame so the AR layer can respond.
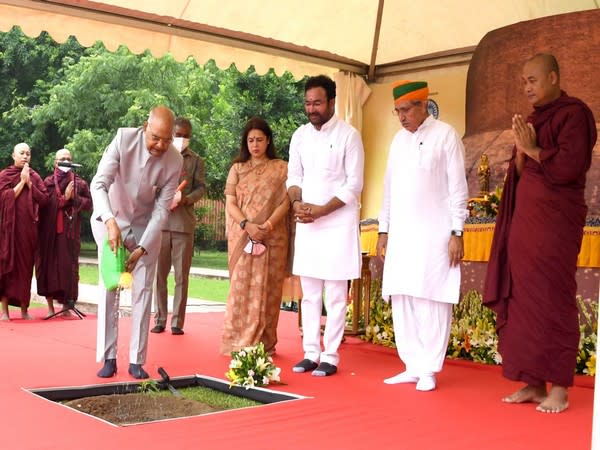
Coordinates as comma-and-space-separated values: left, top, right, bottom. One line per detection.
91, 127, 183, 254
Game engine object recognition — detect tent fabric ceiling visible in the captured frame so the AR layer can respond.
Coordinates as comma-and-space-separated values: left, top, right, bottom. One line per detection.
0, 0, 598, 79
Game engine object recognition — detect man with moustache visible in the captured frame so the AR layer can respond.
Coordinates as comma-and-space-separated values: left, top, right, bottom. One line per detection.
376, 81, 468, 392
287, 75, 364, 377
484, 54, 597, 413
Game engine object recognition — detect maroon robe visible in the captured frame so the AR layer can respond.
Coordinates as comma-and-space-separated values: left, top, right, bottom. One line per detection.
484, 92, 597, 387
0, 165, 48, 307
35, 169, 92, 303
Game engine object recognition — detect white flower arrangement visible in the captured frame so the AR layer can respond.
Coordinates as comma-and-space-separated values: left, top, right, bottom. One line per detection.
359, 283, 597, 376
225, 342, 282, 389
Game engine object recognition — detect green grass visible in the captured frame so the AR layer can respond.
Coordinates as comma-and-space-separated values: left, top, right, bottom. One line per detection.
154, 385, 260, 409
80, 242, 229, 271
78, 265, 230, 303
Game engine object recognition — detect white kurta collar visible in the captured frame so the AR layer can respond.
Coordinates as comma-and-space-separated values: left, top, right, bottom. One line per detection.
416, 114, 435, 133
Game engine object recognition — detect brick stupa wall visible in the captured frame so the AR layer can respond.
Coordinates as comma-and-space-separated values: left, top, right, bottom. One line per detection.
463, 9, 600, 216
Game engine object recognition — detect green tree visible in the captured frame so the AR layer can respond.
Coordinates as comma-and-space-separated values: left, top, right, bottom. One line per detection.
0, 26, 84, 169
0, 28, 308, 199
200, 65, 305, 197
29, 44, 219, 181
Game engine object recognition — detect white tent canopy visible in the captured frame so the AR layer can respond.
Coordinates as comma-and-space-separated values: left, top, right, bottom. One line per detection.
1, 0, 596, 80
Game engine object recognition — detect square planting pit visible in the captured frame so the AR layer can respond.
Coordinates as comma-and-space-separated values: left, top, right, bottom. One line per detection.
27, 374, 306, 426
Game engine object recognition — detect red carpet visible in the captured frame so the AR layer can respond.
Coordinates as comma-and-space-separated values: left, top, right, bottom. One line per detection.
0, 308, 594, 450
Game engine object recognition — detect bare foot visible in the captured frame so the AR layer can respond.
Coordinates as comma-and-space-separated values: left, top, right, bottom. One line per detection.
502, 385, 547, 404
0, 313, 9, 321
46, 310, 56, 318
536, 386, 569, 413
21, 312, 34, 320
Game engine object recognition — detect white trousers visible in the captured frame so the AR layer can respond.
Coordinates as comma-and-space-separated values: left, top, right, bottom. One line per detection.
391, 294, 453, 376
300, 277, 348, 366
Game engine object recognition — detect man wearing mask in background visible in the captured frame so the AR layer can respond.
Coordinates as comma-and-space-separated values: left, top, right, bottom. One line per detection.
152, 117, 206, 335
36, 148, 93, 318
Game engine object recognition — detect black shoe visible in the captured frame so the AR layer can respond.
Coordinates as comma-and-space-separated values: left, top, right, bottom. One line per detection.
171, 327, 184, 335
150, 325, 165, 333
97, 359, 117, 378
292, 358, 318, 373
128, 363, 149, 379
312, 362, 337, 377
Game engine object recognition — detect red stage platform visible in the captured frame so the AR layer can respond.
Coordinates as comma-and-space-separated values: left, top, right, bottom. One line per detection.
0, 309, 594, 450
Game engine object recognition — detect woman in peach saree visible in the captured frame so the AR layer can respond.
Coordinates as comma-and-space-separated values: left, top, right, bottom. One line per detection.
221, 117, 289, 355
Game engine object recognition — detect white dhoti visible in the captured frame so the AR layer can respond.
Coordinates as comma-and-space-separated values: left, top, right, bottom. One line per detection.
391, 294, 453, 376
300, 277, 348, 366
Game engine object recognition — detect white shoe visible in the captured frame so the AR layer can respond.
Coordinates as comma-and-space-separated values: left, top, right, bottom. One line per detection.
416, 375, 436, 391
384, 371, 418, 385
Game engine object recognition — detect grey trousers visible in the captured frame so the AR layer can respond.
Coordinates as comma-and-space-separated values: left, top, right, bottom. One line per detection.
154, 230, 194, 329
94, 225, 159, 365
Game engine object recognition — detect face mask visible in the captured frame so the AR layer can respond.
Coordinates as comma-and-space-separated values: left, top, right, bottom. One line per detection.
58, 166, 71, 173
172, 137, 190, 152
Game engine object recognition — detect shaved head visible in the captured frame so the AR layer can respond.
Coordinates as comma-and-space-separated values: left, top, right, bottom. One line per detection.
55, 148, 71, 161
13, 142, 30, 153
522, 53, 561, 107
527, 53, 560, 80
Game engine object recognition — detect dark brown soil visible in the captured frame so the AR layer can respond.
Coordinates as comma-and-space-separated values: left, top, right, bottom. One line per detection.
63, 393, 221, 425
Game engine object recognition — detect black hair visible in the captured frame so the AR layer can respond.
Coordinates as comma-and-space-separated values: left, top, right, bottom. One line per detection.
305, 75, 336, 100
232, 116, 277, 164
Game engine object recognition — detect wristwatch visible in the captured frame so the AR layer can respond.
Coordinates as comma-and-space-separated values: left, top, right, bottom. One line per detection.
240, 219, 248, 230
451, 230, 463, 237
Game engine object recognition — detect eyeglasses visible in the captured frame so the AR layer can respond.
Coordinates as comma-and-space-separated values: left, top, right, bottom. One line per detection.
147, 125, 173, 145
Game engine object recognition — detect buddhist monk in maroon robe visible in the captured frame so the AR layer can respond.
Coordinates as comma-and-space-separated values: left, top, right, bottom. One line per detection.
35, 149, 92, 317
0, 143, 48, 320
484, 54, 597, 413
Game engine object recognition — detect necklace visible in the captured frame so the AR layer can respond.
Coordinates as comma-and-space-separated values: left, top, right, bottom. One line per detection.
249, 158, 268, 175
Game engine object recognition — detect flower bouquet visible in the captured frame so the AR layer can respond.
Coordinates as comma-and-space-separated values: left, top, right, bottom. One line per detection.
226, 342, 282, 389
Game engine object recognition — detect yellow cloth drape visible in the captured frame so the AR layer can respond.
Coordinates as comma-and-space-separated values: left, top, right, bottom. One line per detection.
359, 224, 600, 268
463, 223, 495, 262
360, 224, 379, 256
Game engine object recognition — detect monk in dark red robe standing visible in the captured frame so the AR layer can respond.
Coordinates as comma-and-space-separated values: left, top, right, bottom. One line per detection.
0, 143, 48, 320
35, 149, 92, 317
484, 54, 597, 413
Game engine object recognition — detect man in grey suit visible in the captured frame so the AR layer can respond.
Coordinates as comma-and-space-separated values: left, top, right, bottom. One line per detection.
91, 105, 183, 379
152, 117, 206, 335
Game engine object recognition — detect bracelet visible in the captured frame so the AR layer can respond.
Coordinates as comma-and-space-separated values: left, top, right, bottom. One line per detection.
378, 232, 388, 235
240, 219, 248, 230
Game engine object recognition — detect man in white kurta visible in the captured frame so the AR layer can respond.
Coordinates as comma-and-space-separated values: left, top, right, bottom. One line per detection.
287, 75, 364, 377
376, 80, 468, 391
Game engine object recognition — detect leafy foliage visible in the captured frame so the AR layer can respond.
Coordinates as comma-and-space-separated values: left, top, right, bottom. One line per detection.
359, 281, 597, 376
0, 27, 306, 198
